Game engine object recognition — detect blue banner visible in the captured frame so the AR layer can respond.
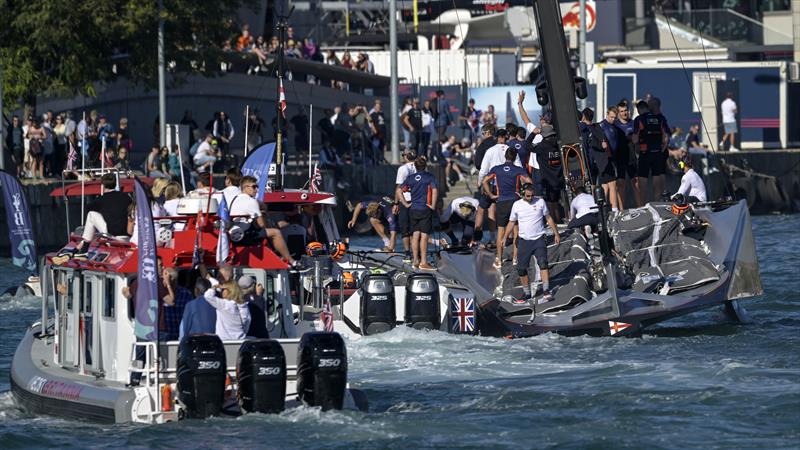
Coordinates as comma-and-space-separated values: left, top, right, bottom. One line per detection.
241, 141, 276, 199
215, 195, 230, 264
0, 172, 38, 273
133, 178, 159, 341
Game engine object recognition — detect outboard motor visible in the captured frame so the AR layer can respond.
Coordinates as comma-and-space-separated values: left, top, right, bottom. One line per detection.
296, 332, 347, 410
177, 335, 227, 418
359, 273, 396, 335
404, 273, 440, 330
237, 339, 287, 414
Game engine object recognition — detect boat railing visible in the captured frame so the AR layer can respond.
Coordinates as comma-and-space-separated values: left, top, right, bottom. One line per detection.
129, 341, 159, 387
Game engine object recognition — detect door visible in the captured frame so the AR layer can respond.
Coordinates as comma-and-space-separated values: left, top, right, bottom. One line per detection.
716, 79, 740, 147
56, 271, 70, 365
604, 73, 636, 112
64, 273, 81, 368
82, 275, 98, 373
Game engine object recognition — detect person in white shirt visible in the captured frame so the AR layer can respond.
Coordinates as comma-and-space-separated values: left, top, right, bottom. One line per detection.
394, 151, 417, 255
222, 168, 242, 205
503, 183, 560, 303
673, 157, 707, 202
203, 282, 251, 340
440, 196, 479, 246
193, 134, 217, 172
567, 183, 599, 231
230, 175, 296, 264
478, 129, 522, 179
720, 92, 739, 152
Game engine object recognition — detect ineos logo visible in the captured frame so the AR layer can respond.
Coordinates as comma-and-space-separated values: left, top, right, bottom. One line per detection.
318, 358, 341, 368
258, 367, 281, 376
198, 361, 221, 370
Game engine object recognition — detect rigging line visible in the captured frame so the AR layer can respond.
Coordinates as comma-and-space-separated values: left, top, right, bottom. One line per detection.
398, 1, 417, 89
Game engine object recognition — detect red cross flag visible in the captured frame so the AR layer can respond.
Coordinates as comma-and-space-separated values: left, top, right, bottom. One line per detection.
608, 321, 632, 336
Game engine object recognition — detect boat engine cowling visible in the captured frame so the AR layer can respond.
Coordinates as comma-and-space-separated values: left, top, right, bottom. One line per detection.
177, 334, 227, 418
237, 339, 286, 414
359, 273, 396, 335
404, 273, 440, 330
297, 332, 347, 410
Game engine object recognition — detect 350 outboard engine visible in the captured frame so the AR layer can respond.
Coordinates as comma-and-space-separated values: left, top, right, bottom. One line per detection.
237, 339, 287, 414
404, 273, 440, 330
359, 273, 396, 335
297, 332, 347, 410
177, 335, 227, 418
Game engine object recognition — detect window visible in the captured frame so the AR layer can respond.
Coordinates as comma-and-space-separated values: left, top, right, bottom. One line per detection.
265, 275, 276, 315
104, 278, 115, 319
84, 280, 93, 314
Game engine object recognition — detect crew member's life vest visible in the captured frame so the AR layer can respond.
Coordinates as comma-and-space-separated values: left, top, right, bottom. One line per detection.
638, 113, 664, 153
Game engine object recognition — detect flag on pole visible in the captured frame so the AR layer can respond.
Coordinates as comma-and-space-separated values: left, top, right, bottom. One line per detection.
133, 178, 159, 341
279, 78, 287, 118
216, 196, 230, 264
608, 321, 632, 336
320, 298, 334, 332
308, 163, 322, 193
67, 141, 77, 171
0, 172, 38, 273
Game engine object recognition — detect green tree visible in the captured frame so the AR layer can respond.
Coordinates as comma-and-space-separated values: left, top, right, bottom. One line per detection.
0, 0, 257, 114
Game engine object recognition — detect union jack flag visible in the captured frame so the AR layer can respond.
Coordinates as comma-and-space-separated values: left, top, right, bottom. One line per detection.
308, 163, 322, 193
279, 78, 287, 118
451, 297, 475, 333
320, 298, 334, 332
67, 141, 77, 170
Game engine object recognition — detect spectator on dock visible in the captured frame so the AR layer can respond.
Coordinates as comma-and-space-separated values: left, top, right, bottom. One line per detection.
720, 92, 739, 152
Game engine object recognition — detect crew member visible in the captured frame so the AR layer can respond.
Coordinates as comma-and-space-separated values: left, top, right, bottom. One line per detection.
230, 175, 296, 264
440, 196, 479, 246
483, 147, 532, 268
529, 117, 565, 223
503, 183, 560, 303
54, 173, 131, 263
614, 100, 637, 210
222, 167, 242, 205
348, 196, 398, 251
567, 183, 599, 232
472, 124, 497, 242
631, 100, 669, 206
397, 156, 438, 270
583, 107, 619, 212
673, 157, 707, 203
394, 150, 417, 256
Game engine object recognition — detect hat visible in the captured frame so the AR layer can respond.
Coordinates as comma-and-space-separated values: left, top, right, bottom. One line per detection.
540, 111, 553, 124
237, 275, 255, 289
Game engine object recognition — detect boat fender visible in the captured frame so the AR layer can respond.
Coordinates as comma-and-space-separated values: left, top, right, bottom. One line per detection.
297, 332, 348, 411
237, 339, 287, 414
404, 273, 440, 330
177, 334, 227, 419
359, 273, 396, 335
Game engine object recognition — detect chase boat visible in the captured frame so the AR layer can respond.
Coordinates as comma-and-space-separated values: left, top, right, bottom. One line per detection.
10, 178, 366, 424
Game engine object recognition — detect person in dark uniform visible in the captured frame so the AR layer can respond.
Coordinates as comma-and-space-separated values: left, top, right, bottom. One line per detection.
632, 100, 669, 206
482, 147, 532, 268
402, 98, 424, 155
614, 100, 637, 210
530, 122, 565, 223
471, 123, 497, 242
397, 156, 438, 270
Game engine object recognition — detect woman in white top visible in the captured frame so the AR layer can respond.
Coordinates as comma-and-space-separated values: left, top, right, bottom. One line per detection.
204, 281, 251, 340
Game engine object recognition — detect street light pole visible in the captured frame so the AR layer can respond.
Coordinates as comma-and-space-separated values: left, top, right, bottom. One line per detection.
578, 0, 587, 110
389, 0, 399, 164
158, 0, 167, 148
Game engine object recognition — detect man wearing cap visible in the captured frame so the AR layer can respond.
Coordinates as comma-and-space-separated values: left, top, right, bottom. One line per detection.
239, 275, 269, 338
397, 156, 438, 269
503, 183, 560, 303
440, 196, 479, 246
483, 147, 532, 268
394, 150, 417, 256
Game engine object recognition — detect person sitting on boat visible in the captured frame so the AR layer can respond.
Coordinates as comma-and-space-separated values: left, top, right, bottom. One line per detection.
238, 275, 269, 339
567, 182, 599, 233
280, 212, 308, 260
440, 196, 478, 246
482, 147, 532, 269
229, 175, 296, 265
347, 196, 398, 251
203, 281, 251, 340
162, 267, 194, 341
179, 278, 215, 340
672, 156, 706, 203
397, 156, 438, 270
54, 173, 131, 262
187, 172, 223, 204
503, 183, 561, 304
222, 167, 242, 205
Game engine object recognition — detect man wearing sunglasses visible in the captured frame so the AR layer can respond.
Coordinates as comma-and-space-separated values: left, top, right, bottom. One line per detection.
230, 176, 296, 265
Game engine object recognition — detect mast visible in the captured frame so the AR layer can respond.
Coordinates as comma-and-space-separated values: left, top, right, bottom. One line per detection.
274, 13, 288, 190
157, 0, 167, 148
389, 0, 400, 164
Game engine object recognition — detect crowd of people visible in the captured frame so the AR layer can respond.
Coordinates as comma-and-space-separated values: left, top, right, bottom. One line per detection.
348, 90, 709, 302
